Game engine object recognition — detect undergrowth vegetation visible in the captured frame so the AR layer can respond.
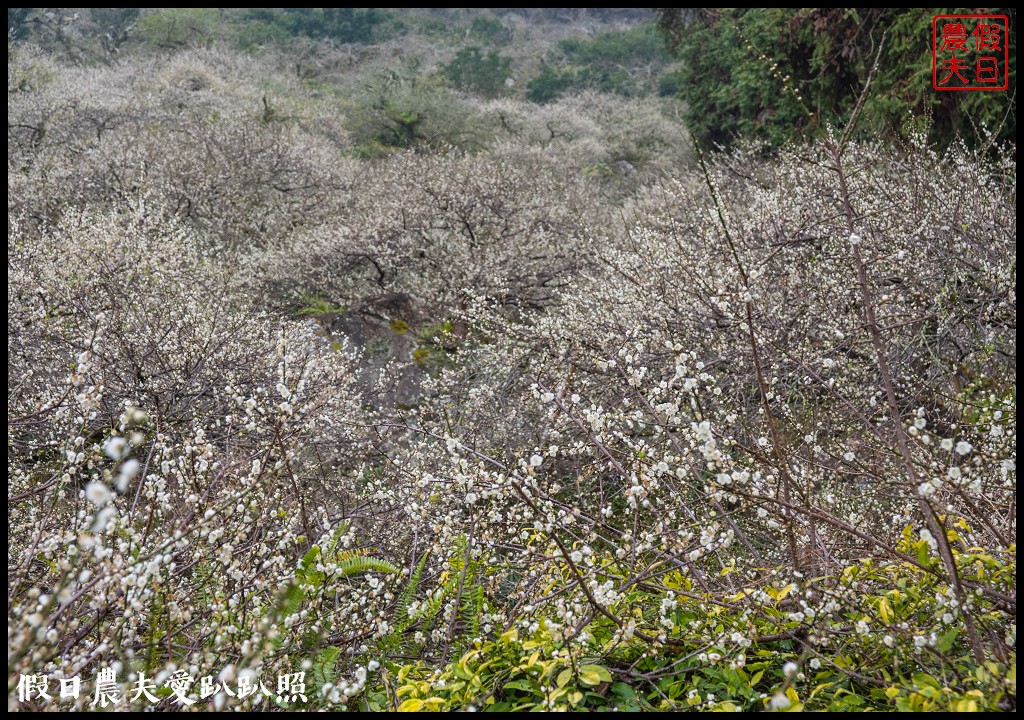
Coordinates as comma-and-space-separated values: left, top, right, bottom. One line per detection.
8, 9, 1017, 713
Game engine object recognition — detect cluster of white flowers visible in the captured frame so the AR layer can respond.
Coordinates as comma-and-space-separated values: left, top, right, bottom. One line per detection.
7, 47, 1016, 710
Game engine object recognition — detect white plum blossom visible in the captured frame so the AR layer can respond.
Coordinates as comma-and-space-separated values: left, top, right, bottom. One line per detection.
103, 436, 127, 460
85, 481, 112, 508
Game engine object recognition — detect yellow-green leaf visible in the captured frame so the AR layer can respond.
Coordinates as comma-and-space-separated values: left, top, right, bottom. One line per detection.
879, 597, 893, 624
579, 664, 613, 686
398, 698, 424, 712
423, 697, 446, 711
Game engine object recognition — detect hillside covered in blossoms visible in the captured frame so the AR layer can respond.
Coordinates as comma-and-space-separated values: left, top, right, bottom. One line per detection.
8, 8, 1016, 712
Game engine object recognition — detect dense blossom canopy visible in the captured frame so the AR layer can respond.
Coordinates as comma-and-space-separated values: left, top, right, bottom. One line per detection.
8, 14, 1017, 713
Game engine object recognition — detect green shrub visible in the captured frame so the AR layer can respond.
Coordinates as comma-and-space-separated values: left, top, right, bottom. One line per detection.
136, 8, 222, 49
656, 8, 1017, 149
470, 14, 512, 46
525, 64, 579, 104
526, 23, 672, 102
347, 68, 487, 150
444, 46, 513, 99
369, 531, 1016, 711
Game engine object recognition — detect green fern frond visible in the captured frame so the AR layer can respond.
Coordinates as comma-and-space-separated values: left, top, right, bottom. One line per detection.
326, 521, 350, 556
336, 556, 401, 577
375, 553, 430, 654
454, 583, 485, 658
144, 591, 167, 672
396, 552, 429, 622
279, 583, 305, 619
281, 538, 398, 623
465, 583, 483, 639
311, 645, 342, 687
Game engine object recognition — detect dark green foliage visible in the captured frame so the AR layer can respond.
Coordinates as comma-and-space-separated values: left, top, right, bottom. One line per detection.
8, 8, 35, 40
136, 8, 222, 49
418, 17, 449, 38
7, 8, 136, 57
656, 8, 1017, 150
236, 9, 292, 50
7, 8, 96, 57
237, 7, 399, 49
277, 8, 398, 44
470, 14, 512, 45
557, 23, 667, 67
656, 67, 684, 97
525, 64, 580, 104
526, 23, 672, 103
89, 7, 140, 34
88, 8, 139, 54
444, 45, 513, 99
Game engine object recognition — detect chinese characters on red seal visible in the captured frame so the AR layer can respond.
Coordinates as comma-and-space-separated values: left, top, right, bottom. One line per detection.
932, 15, 1009, 91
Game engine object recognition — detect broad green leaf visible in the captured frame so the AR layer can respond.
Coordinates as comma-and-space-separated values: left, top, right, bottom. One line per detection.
503, 679, 535, 693
398, 698, 424, 712
579, 664, 613, 686
611, 682, 636, 700
879, 597, 893, 624
936, 627, 958, 653
917, 541, 931, 566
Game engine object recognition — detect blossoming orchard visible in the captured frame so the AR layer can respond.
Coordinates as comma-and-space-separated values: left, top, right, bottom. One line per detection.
7, 8, 1017, 713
